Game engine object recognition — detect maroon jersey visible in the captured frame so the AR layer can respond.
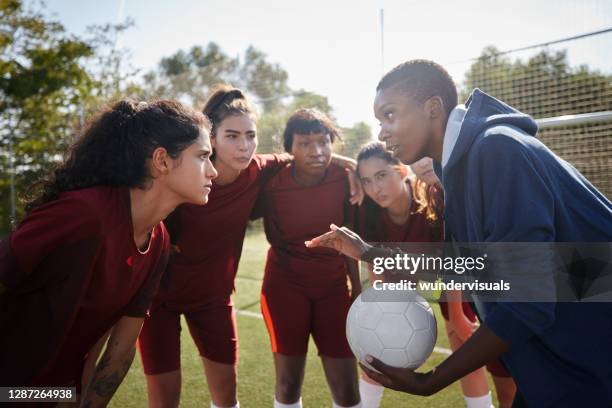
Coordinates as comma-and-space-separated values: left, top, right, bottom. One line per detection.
259, 163, 353, 287
0, 186, 169, 386
357, 180, 443, 244
156, 154, 289, 308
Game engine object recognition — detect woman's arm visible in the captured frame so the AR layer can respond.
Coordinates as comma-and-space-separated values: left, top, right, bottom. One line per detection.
80, 329, 112, 396
360, 323, 510, 396
79, 316, 143, 407
331, 154, 364, 205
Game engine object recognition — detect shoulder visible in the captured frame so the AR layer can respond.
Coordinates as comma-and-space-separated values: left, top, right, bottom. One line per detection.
18, 187, 114, 234
468, 131, 544, 173
326, 163, 349, 183
253, 153, 292, 170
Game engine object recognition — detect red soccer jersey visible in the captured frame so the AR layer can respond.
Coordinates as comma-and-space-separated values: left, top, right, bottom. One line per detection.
357, 180, 443, 244
156, 154, 289, 308
0, 186, 169, 386
258, 163, 353, 287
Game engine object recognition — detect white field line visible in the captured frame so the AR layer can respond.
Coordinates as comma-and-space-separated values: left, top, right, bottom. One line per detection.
235, 309, 453, 356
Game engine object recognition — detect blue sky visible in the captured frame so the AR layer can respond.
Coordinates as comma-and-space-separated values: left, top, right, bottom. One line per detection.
45, 0, 612, 132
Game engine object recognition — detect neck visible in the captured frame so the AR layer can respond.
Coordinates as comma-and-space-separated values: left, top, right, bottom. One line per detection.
386, 182, 412, 225
129, 187, 177, 248
430, 115, 449, 164
213, 157, 242, 186
292, 166, 326, 187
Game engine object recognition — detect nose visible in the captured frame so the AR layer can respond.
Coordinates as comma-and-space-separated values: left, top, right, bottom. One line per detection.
378, 127, 389, 142
237, 136, 249, 152
374, 180, 383, 194
207, 160, 218, 180
310, 144, 323, 157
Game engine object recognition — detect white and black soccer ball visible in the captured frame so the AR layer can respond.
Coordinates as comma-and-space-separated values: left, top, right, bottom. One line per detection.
346, 287, 437, 371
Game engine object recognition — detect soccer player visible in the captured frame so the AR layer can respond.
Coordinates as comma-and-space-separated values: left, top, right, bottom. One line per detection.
306, 60, 612, 407
413, 154, 516, 408
255, 109, 361, 408
0, 99, 217, 407
138, 87, 361, 408
355, 141, 505, 408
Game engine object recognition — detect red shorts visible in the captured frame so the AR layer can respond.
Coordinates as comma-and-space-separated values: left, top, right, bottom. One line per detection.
261, 275, 354, 358
138, 298, 238, 375
439, 299, 511, 378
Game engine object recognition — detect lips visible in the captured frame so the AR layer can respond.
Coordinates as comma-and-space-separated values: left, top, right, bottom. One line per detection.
306, 161, 326, 167
235, 157, 251, 163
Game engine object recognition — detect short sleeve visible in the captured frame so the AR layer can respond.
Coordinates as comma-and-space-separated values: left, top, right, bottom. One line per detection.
255, 153, 292, 184
2, 194, 102, 290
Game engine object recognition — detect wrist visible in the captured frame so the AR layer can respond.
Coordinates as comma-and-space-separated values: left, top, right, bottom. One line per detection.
414, 370, 439, 396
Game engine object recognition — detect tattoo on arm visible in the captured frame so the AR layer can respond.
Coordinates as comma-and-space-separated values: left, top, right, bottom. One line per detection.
80, 348, 136, 406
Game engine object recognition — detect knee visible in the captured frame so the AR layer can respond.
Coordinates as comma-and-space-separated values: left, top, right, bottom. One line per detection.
276, 375, 302, 402
330, 381, 360, 406
146, 377, 181, 408
149, 391, 180, 408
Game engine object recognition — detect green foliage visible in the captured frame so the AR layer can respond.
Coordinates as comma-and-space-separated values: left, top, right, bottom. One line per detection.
142, 43, 372, 156
0, 0, 95, 229
462, 46, 612, 118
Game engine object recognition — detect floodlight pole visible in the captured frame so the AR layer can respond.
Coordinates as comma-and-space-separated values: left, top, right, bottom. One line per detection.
380, 8, 385, 74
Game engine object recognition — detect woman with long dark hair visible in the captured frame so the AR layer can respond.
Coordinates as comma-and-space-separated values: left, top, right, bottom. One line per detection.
0, 99, 217, 407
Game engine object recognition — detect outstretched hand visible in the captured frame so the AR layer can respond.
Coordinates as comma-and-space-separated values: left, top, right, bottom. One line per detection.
305, 224, 371, 261
359, 355, 435, 396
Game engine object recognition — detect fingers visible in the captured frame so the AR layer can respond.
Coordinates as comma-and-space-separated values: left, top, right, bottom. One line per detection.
366, 355, 396, 378
305, 230, 338, 248
347, 171, 359, 204
359, 363, 393, 388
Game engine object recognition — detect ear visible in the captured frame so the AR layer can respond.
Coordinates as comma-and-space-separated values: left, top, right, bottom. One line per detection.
210, 135, 217, 149
150, 147, 171, 177
424, 96, 444, 121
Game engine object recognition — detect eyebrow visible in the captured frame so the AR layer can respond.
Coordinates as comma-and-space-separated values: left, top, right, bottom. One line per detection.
360, 170, 386, 180
377, 102, 396, 112
224, 129, 256, 134
196, 148, 211, 154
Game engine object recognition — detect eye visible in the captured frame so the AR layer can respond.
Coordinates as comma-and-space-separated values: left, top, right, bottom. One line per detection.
248, 133, 257, 139
376, 172, 387, 180
384, 111, 394, 121
361, 179, 370, 186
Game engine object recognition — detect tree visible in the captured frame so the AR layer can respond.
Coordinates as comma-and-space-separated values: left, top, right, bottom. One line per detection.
462, 46, 612, 198
0, 0, 94, 230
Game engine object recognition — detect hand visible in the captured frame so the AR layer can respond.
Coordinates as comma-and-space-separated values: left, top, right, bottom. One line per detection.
359, 355, 436, 396
347, 169, 364, 205
305, 224, 371, 261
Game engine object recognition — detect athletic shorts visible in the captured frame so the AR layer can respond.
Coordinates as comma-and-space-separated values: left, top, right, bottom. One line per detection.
439, 298, 511, 378
138, 297, 238, 375
261, 275, 354, 358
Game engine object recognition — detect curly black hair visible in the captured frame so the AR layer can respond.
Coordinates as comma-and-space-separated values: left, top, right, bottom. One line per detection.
24, 99, 210, 213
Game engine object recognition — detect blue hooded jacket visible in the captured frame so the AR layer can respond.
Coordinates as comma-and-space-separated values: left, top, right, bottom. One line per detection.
439, 89, 612, 407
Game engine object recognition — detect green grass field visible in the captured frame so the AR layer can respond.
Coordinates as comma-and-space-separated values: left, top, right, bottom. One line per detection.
111, 230, 499, 407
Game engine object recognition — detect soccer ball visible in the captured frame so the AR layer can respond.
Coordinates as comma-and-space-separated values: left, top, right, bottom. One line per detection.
346, 287, 437, 371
